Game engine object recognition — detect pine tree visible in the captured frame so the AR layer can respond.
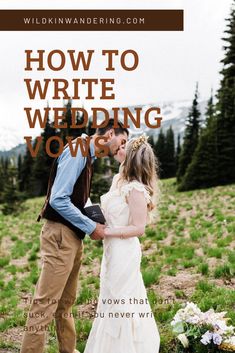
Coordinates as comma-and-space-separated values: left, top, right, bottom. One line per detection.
205, 89, 215, 128
17, 154, 23, 192
90, 158, 111, 202
32, 113, 59, 196
60, 100, 86, 143
75, 108, 87, 137
60, 99, 72, 143
0, 157, 8, 202
4, 158, 9, 171
155, 129, 166, 178
178, 3, 235, 190
215, 2, 235, 184
164, 126, 176, 178
178, 92, 218, 190
148, 135, 155, 149
2, 161, 21, 215
175, 134, 181, 172
86, 117, 96, 136
176, 83, 201, 183
20, 143, 35, 196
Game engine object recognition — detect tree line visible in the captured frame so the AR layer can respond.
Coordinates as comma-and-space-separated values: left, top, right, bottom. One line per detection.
176, 3, 235, 191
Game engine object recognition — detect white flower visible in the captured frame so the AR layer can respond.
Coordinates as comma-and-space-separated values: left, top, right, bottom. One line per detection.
172, 302, 235, 348
202, 309, 227, 325
177, 333, 189, 348
171, 302, 204, 327
186, 315, 202, 324
170, 313, 183, 326
212, 333, 223, 345
214, 320, 229, 332
184, 302, 202, 316
213, 320, 235, 339
200, 331, 213, 345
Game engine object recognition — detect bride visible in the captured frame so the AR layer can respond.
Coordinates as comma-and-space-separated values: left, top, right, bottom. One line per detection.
84, 135, 161, 353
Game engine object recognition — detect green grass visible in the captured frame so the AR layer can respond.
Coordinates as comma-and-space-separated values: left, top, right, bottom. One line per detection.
175, 290, 186, 299
0, 257, 10, 267
197, 263, 209, 276
214, 264, 233, 279
76, 286, 96, 305
0, 179, 235, 352
143, 267, 161, 286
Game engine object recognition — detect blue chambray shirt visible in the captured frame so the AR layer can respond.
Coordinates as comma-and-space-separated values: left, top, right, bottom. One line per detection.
49, 135, 96, 236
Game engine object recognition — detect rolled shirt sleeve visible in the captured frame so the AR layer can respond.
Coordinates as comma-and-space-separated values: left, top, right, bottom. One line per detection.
49, 146, 96, 235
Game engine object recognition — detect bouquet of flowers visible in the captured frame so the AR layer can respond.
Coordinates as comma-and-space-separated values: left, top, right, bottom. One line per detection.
170, 302, 235, 353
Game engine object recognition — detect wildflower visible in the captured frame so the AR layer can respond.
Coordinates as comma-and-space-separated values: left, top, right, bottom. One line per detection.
200, 331, 213, 345
212, 333, 223, 345
177, 334, 189, 348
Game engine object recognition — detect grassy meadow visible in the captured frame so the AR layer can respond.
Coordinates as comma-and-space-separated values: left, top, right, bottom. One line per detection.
0, 178, 234, 352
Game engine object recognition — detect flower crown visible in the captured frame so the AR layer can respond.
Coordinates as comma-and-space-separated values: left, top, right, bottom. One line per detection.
132, 134, 149, 151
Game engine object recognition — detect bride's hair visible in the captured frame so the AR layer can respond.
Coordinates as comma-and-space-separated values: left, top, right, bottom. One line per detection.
119, 136, 161, 217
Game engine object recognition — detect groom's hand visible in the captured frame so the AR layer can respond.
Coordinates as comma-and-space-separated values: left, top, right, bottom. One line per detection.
90, 223, 105, 240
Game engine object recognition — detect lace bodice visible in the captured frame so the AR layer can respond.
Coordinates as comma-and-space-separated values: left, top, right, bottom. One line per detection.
100, 174, 151, 229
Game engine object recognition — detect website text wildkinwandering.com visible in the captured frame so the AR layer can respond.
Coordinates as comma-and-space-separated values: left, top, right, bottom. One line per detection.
23, 16, 145, 26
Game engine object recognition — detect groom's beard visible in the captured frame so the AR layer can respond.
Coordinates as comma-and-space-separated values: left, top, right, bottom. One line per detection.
109, 147, 120, 158
105, 142, 118, 158
108, 150, 116, 157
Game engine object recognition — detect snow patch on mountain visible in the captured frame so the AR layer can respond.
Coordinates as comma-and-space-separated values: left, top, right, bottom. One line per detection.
0, 99, 207, 152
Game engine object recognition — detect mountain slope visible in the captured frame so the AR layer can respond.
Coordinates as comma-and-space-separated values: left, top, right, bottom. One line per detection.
0, 100, 207, 158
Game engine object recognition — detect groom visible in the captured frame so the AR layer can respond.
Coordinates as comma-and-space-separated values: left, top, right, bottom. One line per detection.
20, 119, 129, 353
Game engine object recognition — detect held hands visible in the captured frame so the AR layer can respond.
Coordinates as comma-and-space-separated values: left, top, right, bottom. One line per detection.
90, 223, 106, 240
103, 226, 125, 239
90, 224, 125, 240
103, 226, 112, 237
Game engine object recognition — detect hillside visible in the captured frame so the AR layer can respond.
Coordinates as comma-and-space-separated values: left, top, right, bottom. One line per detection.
0, 144, 26, 161
0, 179, 234, 352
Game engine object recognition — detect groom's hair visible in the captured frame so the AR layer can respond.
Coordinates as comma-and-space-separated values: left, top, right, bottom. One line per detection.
96, 119, 129, 137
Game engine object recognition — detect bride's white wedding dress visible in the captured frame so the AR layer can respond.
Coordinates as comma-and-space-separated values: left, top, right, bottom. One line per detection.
84, 175, 160, 353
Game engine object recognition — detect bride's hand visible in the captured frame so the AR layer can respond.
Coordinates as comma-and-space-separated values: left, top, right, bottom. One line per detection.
104, 226, 111, 237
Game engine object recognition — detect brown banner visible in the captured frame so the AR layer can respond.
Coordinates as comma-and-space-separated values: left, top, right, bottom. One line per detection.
0, 9, 183, 31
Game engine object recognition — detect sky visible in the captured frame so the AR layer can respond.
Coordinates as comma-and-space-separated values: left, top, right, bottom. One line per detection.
0, 0, 233, 150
